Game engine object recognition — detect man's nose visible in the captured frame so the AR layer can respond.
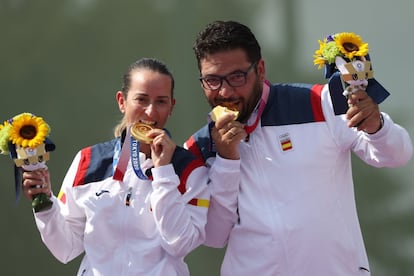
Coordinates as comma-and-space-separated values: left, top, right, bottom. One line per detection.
218, 79, 235, 98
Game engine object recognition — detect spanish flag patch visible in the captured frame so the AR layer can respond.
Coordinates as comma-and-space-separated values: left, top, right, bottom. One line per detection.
279, 133, 293, 152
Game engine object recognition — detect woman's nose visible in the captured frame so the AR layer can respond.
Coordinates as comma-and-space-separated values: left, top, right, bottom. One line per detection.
144, 103, 156, 116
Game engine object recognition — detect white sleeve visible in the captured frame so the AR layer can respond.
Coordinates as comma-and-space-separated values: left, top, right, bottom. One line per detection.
204, 155, 241, 248
352, 113, 413, 167
150, 163, 210, 258
321, 84, 413, 168
34, 151, 86, 263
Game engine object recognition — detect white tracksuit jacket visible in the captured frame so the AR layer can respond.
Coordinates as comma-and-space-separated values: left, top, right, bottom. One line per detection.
33, 138, 210, 276
185, 80, 413, 276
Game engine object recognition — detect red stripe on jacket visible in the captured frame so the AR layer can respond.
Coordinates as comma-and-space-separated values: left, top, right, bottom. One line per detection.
73, 147, 92, 187
310, 84, 326, 122
184, 136, 204, 162
177, 158, 204, 195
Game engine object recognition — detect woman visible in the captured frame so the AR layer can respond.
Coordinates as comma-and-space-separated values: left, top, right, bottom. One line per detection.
22, 58, 210, 276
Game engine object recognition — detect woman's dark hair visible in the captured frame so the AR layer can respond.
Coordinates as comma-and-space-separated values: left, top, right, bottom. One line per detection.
121, 57, 175, 98
193, 20, 262, 70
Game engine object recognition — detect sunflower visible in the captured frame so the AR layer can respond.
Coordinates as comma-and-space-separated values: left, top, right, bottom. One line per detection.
313, 39, 328, 69
313, 32, 369, 70
334, 32, 369, 60
8, 113, 50, 148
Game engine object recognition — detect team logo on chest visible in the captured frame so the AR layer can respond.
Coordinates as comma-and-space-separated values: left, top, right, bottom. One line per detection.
279, 133, 293, 152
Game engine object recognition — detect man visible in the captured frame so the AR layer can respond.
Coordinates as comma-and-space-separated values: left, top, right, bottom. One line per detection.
184, 20, 413, 276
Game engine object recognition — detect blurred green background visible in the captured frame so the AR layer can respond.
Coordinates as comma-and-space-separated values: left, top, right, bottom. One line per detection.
1, 0, 413, 275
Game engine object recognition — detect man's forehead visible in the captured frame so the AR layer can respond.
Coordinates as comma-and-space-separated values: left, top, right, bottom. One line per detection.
200, 59, 250, 76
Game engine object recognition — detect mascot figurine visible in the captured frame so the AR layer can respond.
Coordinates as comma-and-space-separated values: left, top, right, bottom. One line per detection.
313, 32, 390, 107
0, 113, 55, 212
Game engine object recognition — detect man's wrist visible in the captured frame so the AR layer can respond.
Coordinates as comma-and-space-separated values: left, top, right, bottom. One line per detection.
368, 114, 384, 134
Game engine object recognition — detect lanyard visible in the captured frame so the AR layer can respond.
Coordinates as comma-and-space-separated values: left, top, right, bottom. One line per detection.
243, 80, 270, 134
130, 136, 148, 180
113, 126, 148, 181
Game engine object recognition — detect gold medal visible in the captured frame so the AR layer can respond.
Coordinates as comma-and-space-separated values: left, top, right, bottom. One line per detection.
210, 105, 239, 122
131, 123, 153, 144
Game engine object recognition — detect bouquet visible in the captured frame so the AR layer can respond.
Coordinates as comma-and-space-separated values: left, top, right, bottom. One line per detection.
313, 32, 390, 108
313, 32, 373, 97
0, 113, 55, 212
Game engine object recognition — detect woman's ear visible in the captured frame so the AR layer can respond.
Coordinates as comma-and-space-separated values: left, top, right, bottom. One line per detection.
116, 91, 125, 113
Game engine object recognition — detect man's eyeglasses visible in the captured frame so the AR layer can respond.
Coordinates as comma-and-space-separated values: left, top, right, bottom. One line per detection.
199, 62, 257, 91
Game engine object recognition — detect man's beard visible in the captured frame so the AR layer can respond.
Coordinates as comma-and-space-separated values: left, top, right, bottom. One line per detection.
237, 78, 263, 124
206, 77, 263, 124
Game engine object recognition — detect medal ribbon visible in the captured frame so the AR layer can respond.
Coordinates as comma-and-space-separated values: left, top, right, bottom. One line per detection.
130, 136, 148, 180
244, 80, 270, 134
113, 126, 148, 181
